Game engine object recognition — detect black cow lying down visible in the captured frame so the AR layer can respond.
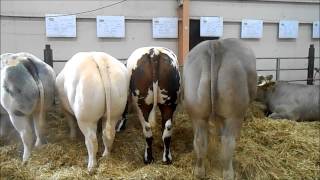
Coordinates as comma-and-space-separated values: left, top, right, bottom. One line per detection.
256, 75, 320, 121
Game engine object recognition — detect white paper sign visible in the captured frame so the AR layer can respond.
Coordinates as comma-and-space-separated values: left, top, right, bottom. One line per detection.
200, 16, 223, 37
279, 20, 299, 38
97, 16, 125, 38
241, 19, 263, 38
45, 14, 76, 37
313, 21, 320, 38
152, 17, 178, 38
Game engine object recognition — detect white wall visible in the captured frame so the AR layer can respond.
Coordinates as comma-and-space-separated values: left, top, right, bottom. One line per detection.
1, 0, 319, 83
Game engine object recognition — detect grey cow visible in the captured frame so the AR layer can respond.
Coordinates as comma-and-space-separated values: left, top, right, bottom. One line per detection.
0, 52, 56, 162
257, 75, 320, 121
183, 39, 257, 180
0, 105, 11, 137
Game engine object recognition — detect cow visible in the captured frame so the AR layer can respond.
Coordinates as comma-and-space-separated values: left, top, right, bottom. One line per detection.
0, 105, 11, 138
256, 75, 320, 121
126, 47, 180, 164
55, 52, 129, 172
0, 54, 13, 138
0, 52, 56, 162
183, 39, 257, 180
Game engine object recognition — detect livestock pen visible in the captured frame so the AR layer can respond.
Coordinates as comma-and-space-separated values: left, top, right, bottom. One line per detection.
0, 101, 319, 179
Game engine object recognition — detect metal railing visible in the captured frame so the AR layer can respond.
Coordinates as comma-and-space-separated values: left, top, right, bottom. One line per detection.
256, 57, 320, 83
44, 44, 319, 85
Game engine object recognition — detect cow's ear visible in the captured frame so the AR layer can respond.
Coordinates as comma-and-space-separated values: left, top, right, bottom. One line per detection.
257, 75, 266, 87
266, 75, 273, 81
257, 75, 265, 84
265, 81, 276, 89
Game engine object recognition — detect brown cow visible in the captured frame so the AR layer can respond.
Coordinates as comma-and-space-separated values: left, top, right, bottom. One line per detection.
126, 47, 181, 164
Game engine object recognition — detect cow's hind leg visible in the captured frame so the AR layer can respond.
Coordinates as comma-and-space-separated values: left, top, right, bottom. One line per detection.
33, 109, 46, 147
159, 104, 176, 164
116, 102, 128, 132
137, 103, 154, 164
193, 117, 208, 178
102, 116, 117, 157
218, 117, 242, 180
9, 114, 33, 162
62, 109, 78, 139
77, 120, 98, 172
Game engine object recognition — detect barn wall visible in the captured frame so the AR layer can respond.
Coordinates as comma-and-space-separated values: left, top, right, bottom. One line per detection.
1, 0, 319, 83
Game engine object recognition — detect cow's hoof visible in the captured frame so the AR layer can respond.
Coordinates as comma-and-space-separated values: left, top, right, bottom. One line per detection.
35, 140, 43, 148
223, 170, 234, 180
69, 131, 77, 140
143, 157, 154, 164
102, 150, 110, 157
116, 120, 126, 132
88, 167, 96, 175
194, 166, 206, 179
163, 159, 172, 165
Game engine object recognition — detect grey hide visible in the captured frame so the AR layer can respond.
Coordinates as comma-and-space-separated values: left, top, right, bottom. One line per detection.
257, 81, 320, 121
0, 52, 56, 162
183, 38, 257, 180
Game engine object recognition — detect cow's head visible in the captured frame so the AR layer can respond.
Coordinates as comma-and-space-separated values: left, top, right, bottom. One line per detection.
257, 75, 275, 89
255, 75, 276, 102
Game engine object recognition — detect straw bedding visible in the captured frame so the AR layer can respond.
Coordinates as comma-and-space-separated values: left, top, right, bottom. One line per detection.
0, 102, 319, 179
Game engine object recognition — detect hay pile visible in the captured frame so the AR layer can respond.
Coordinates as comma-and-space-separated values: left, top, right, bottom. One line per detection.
0, 102, 319, 179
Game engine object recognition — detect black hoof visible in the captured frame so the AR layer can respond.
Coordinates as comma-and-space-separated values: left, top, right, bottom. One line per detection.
144, 157, 154, 164
163, 159, 172, 165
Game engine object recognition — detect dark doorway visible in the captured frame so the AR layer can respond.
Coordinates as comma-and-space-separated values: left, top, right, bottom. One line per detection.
189, 19, 219, 51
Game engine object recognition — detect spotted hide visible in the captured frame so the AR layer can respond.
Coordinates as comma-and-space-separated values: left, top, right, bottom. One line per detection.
126, 47, 180, 164
184, 39, 257, 180
0, 52, 56, 162
56, 52, 128, 172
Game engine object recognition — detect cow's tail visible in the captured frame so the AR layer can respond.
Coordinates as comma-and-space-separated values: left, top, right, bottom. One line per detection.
210, 41, 223, 123
92, 55, 111, 129
149, 48, 160, 127
22, 58, 45, 126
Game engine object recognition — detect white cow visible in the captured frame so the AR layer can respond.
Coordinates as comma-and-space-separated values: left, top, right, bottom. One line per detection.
0, 52, 56, 162
56, 52, 128, 172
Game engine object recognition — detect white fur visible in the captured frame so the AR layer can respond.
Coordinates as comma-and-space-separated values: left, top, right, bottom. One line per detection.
143, 121, 152, 138
145, 88, 154, 105
162, 119, 172, 139
162, 119, 172, 162
56, 52, 128, 172
158, 88, 170, 104
163, 149, 172, 162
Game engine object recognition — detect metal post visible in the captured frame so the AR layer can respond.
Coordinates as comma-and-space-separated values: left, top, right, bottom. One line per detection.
307, 44, 315, 85
44, 44, 53, 67
276, 58, 280, 81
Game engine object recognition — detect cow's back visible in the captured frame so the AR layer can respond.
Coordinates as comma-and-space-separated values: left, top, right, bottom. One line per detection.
266, 82, 320, 121
184, 38, 257, 179
17, 53, 56, 108
127, 47, 180, 105
184, 39, 256, 118
57, 52, 128, 120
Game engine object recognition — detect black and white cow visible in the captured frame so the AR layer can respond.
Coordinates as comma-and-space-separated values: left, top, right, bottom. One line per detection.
0, 52, 56, 162
126, 47, 180, 164
257, 75, 320, 121
56, 52, 129, 172
184, 39, 257, 180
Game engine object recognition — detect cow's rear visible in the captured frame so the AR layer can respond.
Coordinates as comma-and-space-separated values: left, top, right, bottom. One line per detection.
127, 47, 180, 164
0, 52, 56, 162
184, 39, 256, 180
56, 52, 128, 172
